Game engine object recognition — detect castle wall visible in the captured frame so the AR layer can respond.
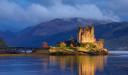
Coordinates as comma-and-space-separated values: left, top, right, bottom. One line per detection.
77, 25, 105, 50
96, 39, 104, 49
78, 26, 96, 44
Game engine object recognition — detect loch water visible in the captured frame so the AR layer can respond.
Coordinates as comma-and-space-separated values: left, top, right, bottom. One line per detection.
0, 51, 128, 75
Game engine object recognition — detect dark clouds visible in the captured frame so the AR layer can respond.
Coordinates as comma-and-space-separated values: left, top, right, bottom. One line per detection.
0, 0, 127, 30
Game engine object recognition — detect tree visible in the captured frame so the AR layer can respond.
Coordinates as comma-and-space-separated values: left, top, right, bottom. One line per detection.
59, 42, 66, 48
0, 39, 7, 48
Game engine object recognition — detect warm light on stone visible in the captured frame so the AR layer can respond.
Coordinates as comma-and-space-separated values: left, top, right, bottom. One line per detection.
78, 25, 104, 50
78, 26, 96, 43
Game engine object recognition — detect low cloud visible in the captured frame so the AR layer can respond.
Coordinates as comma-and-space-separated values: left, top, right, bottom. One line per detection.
0, 0, 120, 27
108, 0, 128, 16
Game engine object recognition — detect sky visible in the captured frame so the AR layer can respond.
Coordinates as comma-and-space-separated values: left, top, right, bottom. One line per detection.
0, 0, 128, 31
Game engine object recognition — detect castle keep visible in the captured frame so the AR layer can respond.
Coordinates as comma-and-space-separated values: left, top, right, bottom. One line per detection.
78, 25, 104, 49
78, 26, 96, 43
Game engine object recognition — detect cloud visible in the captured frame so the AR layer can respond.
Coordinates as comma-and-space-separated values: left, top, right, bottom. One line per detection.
108, 0, 128, 15
0, 0, 120, 27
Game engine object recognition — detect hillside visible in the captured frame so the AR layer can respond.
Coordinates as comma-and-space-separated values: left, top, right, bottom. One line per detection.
12, 18, 110, 47
0, 18, 128, 50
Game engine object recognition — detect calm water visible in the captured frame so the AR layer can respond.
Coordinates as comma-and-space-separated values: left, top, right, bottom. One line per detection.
0, 51, 128, 75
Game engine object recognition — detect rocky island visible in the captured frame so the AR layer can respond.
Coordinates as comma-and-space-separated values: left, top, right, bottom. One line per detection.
48, 25, 108, 55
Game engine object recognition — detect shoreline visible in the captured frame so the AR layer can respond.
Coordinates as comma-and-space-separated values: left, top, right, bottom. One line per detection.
48, 47, 108, 55
0, 51, 109, 56
49, 51, 108, 56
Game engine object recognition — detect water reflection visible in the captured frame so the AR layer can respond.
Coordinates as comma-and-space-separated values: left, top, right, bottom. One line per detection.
0, 55, 107, 75
78, 56, 107, 75
48, 56, 107, 75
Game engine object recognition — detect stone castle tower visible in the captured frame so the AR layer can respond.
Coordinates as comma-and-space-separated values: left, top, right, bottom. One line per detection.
78, 25, 104, 49
78, 25, 96, 44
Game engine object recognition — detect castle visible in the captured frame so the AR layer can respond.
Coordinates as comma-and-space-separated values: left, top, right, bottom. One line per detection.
49, 25, 108, 55
78, 25, 104, 49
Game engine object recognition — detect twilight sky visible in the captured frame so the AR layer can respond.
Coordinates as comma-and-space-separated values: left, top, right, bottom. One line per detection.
0, 0, 128, 31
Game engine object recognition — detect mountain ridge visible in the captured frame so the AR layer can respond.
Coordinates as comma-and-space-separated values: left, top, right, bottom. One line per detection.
0, 18, 128, 50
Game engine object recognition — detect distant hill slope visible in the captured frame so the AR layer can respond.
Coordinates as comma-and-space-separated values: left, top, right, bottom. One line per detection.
0, 18, 128, 50
94, 22, 128, 50
13, 18, 110, 47
17, 18, 109, 38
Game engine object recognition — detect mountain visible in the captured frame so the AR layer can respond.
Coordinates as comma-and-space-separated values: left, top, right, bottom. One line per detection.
13, 18, 111, 47
0, 18, 128, 50
94, 22, 128, 50
17, 18, 109, 37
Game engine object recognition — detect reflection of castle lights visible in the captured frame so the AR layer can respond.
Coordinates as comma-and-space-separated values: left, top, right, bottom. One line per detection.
49, 56, 107, 75
78, 56, 107, 75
